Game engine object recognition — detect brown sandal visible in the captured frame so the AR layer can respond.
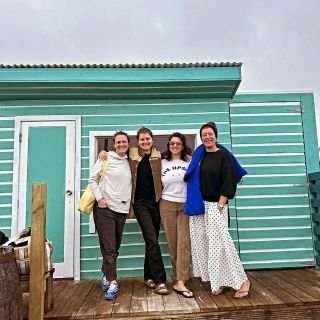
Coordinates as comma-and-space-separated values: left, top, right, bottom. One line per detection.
144, 279, 156, 289
155, 283, 168, 295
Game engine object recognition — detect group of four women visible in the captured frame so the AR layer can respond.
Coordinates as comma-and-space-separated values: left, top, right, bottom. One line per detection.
88, 122, 250, 300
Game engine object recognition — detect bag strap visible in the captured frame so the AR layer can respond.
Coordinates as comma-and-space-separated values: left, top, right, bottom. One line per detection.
99, 159, 109, 184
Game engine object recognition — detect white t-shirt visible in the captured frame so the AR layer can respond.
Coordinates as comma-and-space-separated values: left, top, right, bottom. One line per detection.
161, 159, 189, 203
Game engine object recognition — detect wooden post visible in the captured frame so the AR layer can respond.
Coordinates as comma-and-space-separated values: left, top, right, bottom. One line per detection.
28, 183, 47, 320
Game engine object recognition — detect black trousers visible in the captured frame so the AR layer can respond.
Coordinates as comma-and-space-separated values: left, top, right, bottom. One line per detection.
93, 204, 127, 281
133, 199, 166, 285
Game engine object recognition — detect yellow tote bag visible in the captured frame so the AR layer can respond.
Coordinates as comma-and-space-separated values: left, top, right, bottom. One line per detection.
78, 159, 109, 215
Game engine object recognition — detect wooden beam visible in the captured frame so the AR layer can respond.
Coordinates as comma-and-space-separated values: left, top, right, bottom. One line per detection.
28, 183, 47, 320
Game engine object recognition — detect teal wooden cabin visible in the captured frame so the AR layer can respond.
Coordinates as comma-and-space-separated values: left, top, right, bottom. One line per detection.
0, 63, 319, 280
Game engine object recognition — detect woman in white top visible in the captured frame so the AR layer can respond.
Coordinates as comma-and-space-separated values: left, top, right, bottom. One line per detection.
88, 131, 132, 300
160, 132, 193, 298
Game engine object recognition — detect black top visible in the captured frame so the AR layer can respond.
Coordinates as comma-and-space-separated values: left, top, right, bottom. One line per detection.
200, 149, 237, 202
134, 154, 156, 201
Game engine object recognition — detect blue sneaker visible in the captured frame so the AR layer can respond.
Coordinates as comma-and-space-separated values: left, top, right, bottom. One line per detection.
105, 282, 119, 300
101, 275, 110, 292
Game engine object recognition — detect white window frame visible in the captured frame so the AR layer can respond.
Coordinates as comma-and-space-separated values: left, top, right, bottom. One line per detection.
88, 129, 201, 233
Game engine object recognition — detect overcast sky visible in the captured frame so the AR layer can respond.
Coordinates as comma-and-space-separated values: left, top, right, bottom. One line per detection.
1, 0, 320, 140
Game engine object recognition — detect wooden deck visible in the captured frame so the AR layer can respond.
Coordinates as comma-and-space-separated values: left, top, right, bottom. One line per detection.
24, 268, 320, 320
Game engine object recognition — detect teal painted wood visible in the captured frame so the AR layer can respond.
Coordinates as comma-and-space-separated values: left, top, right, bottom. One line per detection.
0, 207, 11, 215
0, 67, 241, 83
300, 94, 320, 174
0, 141, 14, 149
0, 67, 241, 100
309, 172, 320, 181
0, 195, 12, 204
232, 134, 304, 144
0, 119, 14, 128
237, 165, 306, 175
237, 185, 308, 196
231, 94, 317, 269
232, 144, 305, 154
0, 184, 12, 193
0, 78, 318, 277
0, 217, 11, 227
237, 207, 311, 218
0, 99, 230, 114
25, 127, 66, 263
309, 170, 320, 266
231, 104, 302, 114
230, 114, 302, 124
240, 239, 313, 250
0, 162, 14, 171
75, 98, 236, 278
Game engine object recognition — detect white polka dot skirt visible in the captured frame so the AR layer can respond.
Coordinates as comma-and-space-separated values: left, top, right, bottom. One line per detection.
189, 201, 248, 292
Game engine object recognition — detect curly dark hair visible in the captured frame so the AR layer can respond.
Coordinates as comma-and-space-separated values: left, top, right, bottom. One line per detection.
164, 132, 190, 161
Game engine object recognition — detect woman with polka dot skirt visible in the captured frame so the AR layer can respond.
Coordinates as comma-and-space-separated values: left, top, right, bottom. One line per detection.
184, 122, 250, 299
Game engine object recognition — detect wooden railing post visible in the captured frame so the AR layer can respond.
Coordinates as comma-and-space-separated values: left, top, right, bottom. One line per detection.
28, 183, 47, 320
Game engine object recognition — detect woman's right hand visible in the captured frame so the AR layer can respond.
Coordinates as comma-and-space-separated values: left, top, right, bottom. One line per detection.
98, 198, 108, 208
98, 150, 108, 160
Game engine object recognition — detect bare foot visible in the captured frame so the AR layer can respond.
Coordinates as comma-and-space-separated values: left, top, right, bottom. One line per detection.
212, 286, 227, 296
234, 280, 251, 298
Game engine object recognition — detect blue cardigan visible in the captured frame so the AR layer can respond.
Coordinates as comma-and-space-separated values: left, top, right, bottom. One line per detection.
184, 144, 247, 216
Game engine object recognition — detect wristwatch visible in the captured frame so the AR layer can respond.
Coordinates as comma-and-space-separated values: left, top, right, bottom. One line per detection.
217, 203, 225, 209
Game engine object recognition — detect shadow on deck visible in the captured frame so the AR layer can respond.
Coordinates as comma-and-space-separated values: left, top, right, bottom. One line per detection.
24, 268, 320, 320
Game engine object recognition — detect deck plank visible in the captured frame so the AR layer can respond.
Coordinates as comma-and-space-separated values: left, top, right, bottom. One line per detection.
37, 269, 320, 320
188, 278, 219, 312
112, 278, 133, 317
146, 286, 165, 315
202, 281, 235, 311
129, 278, 148, 316
46, 280, 94, 318
175, 288, 200, 315
285, 268, 320, 285
60, 280, 94, 318
251, 270, 318, 306
75, 281, 103, 319
224, 288, 253, 310
247, 271, 286, 308
276, 269, 320, 300
162, 286, 184, 313
94, 279, 122, 318
45, 280, 81, 318
250, 271, 302, 307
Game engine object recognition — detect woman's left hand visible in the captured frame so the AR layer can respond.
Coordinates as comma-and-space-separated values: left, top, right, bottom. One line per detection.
217, 203, 225, 213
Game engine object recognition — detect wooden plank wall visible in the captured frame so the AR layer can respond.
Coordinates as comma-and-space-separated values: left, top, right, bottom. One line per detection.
0, 98, 235, 279
230, 94, 317, 269
1, 92, 319, 278
77, 99, 235, 279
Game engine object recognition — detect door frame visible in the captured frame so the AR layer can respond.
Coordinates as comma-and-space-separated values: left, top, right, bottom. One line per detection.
11, 115, 81, 279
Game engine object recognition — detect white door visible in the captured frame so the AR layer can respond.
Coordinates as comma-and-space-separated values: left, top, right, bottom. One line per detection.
16, 120, 76, 278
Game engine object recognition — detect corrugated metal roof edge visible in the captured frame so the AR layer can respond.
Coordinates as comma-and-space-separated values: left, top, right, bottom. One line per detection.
0, 62, 242, 69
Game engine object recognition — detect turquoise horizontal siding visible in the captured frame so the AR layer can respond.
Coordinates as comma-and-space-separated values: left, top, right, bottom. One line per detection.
232, 134, 304, 144
231, 98, 315, 269
64, 98, 235, 278
2, 92, 317, 278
